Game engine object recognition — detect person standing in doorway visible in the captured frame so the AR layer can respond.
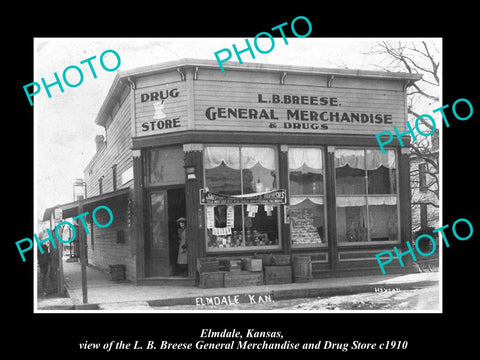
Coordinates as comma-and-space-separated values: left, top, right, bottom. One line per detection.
176, 217, 187, 276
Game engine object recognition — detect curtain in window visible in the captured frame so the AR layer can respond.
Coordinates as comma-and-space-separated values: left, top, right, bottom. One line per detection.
335, 149, 396, 170
204, 147, 276, 170
288, 148, 323, 173
204, 147, 241, 169
336, 196, 367, 207
241, 147, 276, 170
336, 196, 396, 207
290, 196, 325, 206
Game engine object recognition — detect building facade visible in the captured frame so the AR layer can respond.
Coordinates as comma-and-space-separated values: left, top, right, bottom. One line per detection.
59, 59, 422, 284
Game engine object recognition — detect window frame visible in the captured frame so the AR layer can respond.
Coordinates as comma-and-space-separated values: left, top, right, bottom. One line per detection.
145, 145, 185, 188
287, 145, 328, 248
334, 146, 401, 246
203, 144, 282, 253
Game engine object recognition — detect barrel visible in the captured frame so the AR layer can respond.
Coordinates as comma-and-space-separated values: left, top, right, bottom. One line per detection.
292, 256, 312, 283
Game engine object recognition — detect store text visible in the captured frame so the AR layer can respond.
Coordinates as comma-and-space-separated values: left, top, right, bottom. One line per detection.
214, 16, 312, 72
16, 205, 114, 262
23, 49, 121, 106
195, 293, 273, 306
375, 217, 473, 274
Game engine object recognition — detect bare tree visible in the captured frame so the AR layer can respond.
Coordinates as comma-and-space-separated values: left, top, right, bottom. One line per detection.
368, 41, 440, 232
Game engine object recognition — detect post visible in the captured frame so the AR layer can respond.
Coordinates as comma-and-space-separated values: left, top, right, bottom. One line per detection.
78, 203, 88, 303
58, 241, 65, 295
183, 144, 204, 277
326, 146, 338, 271
399, 147, 413, 264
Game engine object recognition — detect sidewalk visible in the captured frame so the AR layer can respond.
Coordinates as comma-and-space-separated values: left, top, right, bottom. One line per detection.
37, 259, 439, 311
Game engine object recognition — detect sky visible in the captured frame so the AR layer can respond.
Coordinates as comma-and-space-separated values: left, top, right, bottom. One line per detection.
34, 37, 441, 227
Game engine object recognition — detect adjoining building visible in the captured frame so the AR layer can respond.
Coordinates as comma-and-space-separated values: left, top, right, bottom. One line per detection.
55, 59, 422, 285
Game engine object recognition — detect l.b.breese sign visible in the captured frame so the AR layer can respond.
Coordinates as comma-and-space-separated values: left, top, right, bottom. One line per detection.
204, 93, 393, 131
193, 82, 401, 135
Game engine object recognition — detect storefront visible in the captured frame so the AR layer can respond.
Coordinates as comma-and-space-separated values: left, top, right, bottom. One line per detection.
64, 59, 421, 284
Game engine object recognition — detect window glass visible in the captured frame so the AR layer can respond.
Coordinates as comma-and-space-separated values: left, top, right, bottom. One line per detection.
148, 146, 185, 186
335, 148, 399, 244
335, 149, 366, 194
288, 147, 326, 247
241, 147, 277, 194
369, 204, 398, 241
244, 205, 279, 246
150, 192, 167, 249
204, 146, 280, 251
204, 146, 241, 195
289, 147, 324, 196
366, 149, 397, 194
336, 203, 368, 243
289, 200, 326, 246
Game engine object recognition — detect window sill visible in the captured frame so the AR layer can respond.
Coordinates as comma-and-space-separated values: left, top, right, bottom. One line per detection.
292, 243, 328, 249
338, 240, 400, 247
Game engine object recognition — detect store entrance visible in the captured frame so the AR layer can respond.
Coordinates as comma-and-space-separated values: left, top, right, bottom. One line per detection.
146, 186, 186, 277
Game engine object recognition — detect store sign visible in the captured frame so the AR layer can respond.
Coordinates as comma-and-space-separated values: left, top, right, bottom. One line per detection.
200, 189, 287, 205
134, 71, 407, 137
135, 83, 187, 137
194, 81, 404, 135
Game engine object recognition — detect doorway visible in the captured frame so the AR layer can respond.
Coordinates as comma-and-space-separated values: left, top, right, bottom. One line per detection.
146, 186, 186, 277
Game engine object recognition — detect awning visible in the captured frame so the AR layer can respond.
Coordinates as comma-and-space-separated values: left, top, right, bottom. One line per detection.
49, 188, 130, 220
42, 205, 61, 222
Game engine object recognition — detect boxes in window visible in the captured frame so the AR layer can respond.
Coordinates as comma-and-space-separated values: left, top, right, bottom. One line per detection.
264, 266, 293, 285
198, 271, 226, 288
224, 271, 264, 287
272, 254, 291, 266
219, 259, 242, 272
241, 258, 263, 272
196, 257, 220, 273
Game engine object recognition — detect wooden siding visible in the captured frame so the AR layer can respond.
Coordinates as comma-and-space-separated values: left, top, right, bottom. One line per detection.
86, 197, 136, 281
85, 92, 133, 197
84, 91, 135, 280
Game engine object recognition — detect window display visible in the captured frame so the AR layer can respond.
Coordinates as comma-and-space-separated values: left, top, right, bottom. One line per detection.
335, 148, 399, 244
204, 146, 280, 251
288, 147, 326, 247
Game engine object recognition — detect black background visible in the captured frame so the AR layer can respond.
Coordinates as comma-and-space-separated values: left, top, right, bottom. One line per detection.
6, 5, 477, 358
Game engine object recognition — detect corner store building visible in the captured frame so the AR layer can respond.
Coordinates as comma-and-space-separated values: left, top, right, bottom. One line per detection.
58, 59, 422, 285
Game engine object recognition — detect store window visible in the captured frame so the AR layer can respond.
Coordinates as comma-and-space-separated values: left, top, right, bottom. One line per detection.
146, 146, 185, 186
288, 147, 327, 247
204, 146, 280, 251
335, 148, 399, 244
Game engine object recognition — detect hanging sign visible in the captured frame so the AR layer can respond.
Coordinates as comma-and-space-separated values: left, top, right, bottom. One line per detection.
226, 206, 235, 227
200, 189, 287, 205
206, 206, 215, 229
